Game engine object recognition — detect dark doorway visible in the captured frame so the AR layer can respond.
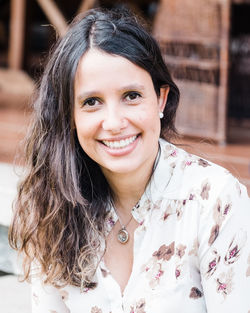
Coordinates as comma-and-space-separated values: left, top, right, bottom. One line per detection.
228, 3, 250, 142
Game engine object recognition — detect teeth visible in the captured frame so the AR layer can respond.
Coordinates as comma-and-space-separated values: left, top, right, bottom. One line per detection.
102, 135, 137, 149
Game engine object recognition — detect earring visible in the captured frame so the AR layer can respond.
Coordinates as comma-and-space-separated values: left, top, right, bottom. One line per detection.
159, 112, 164, 119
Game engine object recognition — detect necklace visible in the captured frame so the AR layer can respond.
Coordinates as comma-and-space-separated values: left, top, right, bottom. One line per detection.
112, 145, 161, 244
114, 205, 136, 244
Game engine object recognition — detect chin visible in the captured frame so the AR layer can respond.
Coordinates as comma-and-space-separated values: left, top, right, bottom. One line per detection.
101, 160, 143, 176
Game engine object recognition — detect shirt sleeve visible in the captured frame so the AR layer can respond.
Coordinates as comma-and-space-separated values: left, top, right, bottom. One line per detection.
31, 276, 70, 313
198, 175, 250, 312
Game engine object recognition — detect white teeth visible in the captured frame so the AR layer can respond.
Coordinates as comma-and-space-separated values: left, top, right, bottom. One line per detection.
102, 135, 137, 149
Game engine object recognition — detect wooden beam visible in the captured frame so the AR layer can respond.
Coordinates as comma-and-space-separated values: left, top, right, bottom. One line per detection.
36, 0, 68, 37
77, 0, 96, 14
217, 0, 231, 145
8, 0, 26, 69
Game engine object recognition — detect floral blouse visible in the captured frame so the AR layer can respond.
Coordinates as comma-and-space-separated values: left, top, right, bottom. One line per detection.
31, 139, 250, 313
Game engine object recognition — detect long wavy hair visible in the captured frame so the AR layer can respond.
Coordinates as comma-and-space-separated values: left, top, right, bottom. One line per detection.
9, 8, 180, 289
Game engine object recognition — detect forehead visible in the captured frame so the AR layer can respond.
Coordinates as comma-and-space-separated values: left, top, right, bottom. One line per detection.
74, 48, 153, 93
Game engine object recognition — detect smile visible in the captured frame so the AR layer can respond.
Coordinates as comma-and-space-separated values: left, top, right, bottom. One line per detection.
102, 135, 138, 149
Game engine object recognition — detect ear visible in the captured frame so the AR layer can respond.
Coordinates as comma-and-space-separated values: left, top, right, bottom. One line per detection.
158, 86, 170, 113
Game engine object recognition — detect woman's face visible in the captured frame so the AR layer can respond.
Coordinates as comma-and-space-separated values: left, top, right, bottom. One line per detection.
74, 49, 169, 179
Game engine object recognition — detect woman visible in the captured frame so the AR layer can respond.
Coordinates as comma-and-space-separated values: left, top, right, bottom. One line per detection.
9, 8, 250, 313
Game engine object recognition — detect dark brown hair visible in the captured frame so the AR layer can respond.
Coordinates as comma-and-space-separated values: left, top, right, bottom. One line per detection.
9, 7, 180, 289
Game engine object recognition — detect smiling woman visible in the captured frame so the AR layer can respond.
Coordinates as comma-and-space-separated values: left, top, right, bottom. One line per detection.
8, 7, 250, 313
74, 49, 168, 176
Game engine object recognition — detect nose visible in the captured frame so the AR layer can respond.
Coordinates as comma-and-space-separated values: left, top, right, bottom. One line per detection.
102, 106, 128, 133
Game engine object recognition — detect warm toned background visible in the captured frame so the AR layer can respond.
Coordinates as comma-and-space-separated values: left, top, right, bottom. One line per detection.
0, 1, 249, 312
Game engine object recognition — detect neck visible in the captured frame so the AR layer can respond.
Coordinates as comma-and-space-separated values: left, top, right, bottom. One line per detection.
102, 149, 159, 219
111, 171, 150, 212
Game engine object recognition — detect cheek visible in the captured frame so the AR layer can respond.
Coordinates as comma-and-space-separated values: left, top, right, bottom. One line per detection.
74, 110, 98, 135
75, 126, 97, 159
137, 107, 160, 130
74, 117, 94, 145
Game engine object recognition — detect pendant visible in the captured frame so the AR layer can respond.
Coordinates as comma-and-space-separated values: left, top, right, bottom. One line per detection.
117, 227, 129, 244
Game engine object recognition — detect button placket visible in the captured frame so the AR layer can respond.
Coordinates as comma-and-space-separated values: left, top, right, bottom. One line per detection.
97, 263, 124, 313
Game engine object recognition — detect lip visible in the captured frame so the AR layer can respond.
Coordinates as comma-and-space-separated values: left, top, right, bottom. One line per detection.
98, 134, 140, 156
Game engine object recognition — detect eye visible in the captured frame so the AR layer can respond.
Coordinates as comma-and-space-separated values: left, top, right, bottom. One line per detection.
125, 91, 141, 101
82, 97, 100, 107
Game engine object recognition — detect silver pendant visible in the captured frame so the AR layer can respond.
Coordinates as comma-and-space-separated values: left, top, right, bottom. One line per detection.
117, 227, 129, 244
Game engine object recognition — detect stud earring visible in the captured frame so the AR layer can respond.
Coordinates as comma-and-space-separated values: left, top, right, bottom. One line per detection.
159, 112, 164, 119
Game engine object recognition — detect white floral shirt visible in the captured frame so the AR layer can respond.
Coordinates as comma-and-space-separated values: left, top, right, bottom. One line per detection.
32, 139, 250, 313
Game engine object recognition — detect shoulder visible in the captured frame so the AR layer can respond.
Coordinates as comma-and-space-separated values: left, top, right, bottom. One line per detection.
158, 138, 245, 203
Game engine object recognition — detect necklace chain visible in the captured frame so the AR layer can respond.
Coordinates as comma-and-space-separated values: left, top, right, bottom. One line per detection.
117, 213, 133, 229
114, 203, 138, 244
111, 144, 160, 244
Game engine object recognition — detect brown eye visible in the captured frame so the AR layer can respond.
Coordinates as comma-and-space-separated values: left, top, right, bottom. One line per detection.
83, 97, 99, 107
125, 91, 141, 101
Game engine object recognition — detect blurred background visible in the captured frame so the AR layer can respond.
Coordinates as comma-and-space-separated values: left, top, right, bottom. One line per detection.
0, 0, 249, 312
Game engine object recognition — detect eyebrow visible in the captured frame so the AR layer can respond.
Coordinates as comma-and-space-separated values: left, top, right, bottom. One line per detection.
76, 83, 146, 103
